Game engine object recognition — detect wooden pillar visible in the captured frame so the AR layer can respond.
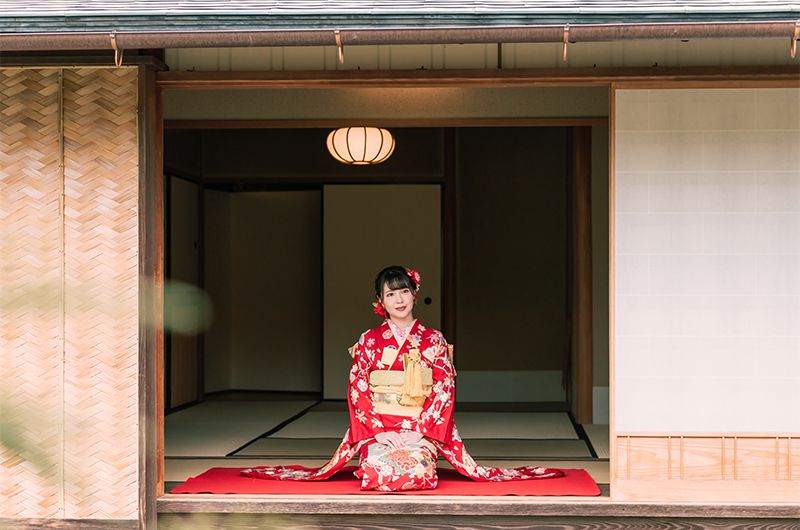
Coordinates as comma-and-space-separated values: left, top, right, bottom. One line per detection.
138, 64, 164, 526
443, 128, 457, 345
573, 126, 593, 425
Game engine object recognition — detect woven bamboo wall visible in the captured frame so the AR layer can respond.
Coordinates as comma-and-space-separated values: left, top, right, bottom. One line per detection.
0, 67, 140, 519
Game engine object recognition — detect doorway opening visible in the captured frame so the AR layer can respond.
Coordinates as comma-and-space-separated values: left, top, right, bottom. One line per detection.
161, 124, 610, 493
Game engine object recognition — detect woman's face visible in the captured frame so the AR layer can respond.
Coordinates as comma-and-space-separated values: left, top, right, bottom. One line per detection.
379, 282, 415, 320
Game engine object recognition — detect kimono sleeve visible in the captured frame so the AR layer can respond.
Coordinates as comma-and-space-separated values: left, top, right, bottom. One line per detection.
347, 333, 385, 443
413, 332, 455, 444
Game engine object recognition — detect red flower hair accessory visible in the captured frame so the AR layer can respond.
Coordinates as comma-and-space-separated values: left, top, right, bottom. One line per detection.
372, 301, 388, 318
405, 268, 422, 290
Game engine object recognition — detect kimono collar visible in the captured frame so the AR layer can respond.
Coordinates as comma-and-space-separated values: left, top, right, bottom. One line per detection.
386, 318, 417, 349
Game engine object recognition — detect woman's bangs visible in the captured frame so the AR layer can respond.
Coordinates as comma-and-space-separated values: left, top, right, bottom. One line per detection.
385, 273, 413, 292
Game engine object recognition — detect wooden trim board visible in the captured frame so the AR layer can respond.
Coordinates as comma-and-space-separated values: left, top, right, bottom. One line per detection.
156, 494, 799, 518
164, 118, 608, 129
156, 66, 800, 89
138, 64, 164, 528
613, 479, 800, 503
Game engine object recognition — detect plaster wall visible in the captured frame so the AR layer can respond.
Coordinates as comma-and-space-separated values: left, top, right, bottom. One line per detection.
614, 87, 800, 433
203, 190, 323, 393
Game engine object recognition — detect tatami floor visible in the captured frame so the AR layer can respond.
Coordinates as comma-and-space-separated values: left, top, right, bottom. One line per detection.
165, 396, 609, 491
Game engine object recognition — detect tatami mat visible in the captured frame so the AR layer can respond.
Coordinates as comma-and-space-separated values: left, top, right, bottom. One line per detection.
270, 411, 578, 440
237, 437, 591, 458
455, 412, 578, 440
238, 437, 344, 457
310, 400, 348, 412
582, 424, 609, 459
165, 400, 317, 457
268, 411, 350, 438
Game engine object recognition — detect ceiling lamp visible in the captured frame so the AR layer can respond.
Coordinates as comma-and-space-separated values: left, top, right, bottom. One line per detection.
326, 127, 395, 165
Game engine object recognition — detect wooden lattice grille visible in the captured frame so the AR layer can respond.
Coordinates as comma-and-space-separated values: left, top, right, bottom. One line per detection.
0, 67, 140, 520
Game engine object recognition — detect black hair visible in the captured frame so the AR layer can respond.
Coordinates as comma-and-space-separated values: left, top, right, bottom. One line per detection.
374, 265, 417, 300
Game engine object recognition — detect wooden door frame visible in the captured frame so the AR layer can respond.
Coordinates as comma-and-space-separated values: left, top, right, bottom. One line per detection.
151, 65, 799, 508
157, 116, 602, 499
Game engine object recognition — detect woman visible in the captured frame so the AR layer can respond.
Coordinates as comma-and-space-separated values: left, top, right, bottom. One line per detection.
242, 265, 565, 491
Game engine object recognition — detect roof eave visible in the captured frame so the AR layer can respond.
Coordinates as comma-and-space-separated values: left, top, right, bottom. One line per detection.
1, 21, 799, 52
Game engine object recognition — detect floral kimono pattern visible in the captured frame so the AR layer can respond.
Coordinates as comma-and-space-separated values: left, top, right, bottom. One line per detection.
242, 320, 565, 488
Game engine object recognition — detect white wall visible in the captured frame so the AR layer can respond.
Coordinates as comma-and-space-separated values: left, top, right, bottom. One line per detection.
614, 88, 800, 432
165, 39, 797, 72
203, 190, 234, 392
204, 190, 322, 392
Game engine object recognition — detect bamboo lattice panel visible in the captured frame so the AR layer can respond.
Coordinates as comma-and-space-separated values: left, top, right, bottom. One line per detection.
0, 68, 63, 519
0, 66, 140, 520
62, 68, 140, 519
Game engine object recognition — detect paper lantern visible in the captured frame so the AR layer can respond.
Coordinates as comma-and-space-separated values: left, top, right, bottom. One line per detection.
326, 127, 395, 165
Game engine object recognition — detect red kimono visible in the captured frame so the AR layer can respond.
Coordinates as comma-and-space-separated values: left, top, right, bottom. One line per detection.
242, 319, 564, 489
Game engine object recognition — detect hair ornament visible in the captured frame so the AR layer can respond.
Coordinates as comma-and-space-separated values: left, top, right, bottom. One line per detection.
405, 268, 422, 290
372, 301, 388, 318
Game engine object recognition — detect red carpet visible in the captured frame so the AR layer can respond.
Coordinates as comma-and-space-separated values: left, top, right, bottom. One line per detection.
170, 467, 601, 496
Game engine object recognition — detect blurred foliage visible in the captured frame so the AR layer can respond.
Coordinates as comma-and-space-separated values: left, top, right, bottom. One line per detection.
0, 278, 212, 483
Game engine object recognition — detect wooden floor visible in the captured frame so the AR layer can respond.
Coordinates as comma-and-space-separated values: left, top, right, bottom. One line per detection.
157, 514, 800, 530
157, 494, 800, 529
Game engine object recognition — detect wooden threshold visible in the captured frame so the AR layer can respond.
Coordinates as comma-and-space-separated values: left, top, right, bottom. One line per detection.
156, 65, 800, 89
157, 494, 799, 518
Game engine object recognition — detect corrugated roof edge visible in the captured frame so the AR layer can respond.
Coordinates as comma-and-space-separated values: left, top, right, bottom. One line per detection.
2, 12, 800, 34
4, 6, 800, 16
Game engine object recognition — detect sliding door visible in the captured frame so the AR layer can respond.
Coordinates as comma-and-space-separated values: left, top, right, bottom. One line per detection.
323, 184, 442, 399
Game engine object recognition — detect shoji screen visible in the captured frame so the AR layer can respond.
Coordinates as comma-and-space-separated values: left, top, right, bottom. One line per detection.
613, 87, 800, 501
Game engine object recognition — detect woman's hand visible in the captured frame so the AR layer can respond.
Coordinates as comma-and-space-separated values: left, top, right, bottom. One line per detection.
375, 431, 406, 450
399, 430, 423, 445
375, 430, 424, 450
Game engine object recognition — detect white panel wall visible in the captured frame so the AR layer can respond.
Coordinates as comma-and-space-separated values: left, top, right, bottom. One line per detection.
165, 39, 797, 72
614, 88, 800, 433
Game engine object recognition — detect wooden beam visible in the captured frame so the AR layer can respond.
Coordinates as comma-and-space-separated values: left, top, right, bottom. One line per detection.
137, 65, 162, 530
156, 495, 800, 518
0, 519, 138, 529
157, 514, 800, 530
156, 66, 800, 90
0, 55, 167, 69
608, 83, 618, 489
155, 87, 166, 499
573, 126, 593, 425
164, 118, 608, 129
442, 128, 457, 346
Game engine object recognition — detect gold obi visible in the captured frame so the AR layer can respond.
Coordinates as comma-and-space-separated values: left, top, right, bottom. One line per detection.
369, 368, 433, 418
